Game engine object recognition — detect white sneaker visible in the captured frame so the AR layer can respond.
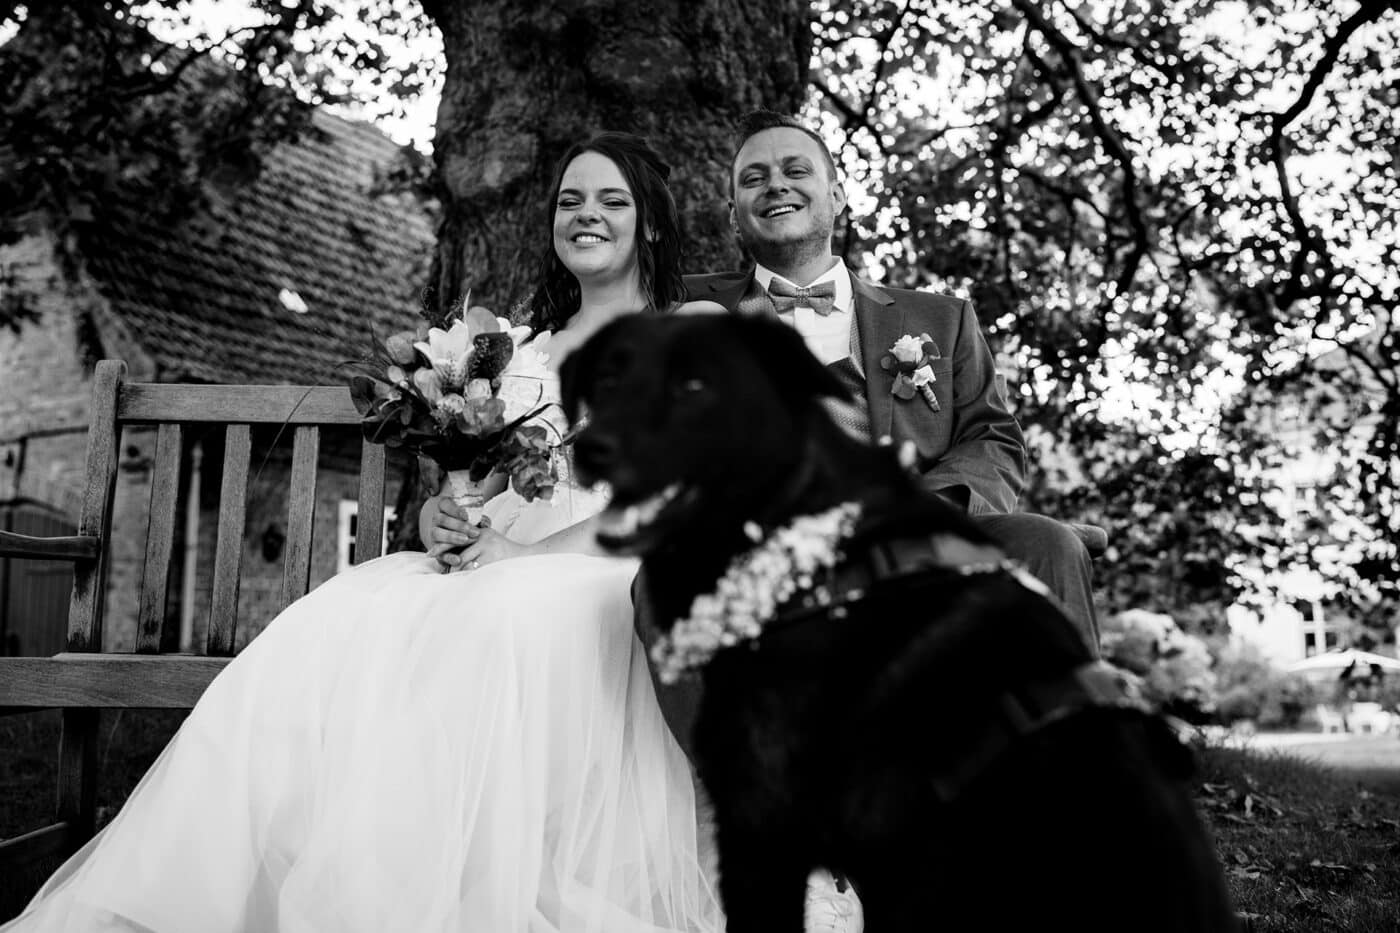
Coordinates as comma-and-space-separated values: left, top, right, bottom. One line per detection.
804, 867, 864, 933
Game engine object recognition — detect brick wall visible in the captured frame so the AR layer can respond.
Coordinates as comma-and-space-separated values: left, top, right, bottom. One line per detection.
1, 234, 408, 655
0, 235, 98, 516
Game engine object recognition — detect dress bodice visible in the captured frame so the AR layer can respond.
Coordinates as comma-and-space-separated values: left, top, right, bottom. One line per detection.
490, 334, 609, 539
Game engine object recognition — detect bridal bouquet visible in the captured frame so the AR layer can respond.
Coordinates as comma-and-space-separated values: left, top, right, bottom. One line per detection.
349, 303, 557, 520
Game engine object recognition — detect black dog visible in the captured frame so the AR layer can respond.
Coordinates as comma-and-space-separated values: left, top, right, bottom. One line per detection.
561, 312, 1236, 933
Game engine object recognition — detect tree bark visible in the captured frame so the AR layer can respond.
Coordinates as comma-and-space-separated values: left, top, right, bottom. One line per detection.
390, 0, 810, 552
420, 0, 812, 318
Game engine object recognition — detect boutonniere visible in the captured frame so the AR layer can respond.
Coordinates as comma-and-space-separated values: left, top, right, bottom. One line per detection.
879, 333, 941, 411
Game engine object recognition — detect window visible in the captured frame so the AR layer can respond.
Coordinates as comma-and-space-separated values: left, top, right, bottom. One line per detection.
337, 500, 397, 574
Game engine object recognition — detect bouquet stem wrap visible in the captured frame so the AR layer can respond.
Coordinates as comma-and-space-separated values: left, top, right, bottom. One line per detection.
445, 469, 492, 526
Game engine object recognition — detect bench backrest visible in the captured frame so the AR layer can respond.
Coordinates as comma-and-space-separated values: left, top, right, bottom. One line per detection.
0, 361, 388, 862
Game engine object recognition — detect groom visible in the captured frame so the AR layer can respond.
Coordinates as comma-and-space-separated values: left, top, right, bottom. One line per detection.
682, 109, 1098, 642
639, 108, 1102, 933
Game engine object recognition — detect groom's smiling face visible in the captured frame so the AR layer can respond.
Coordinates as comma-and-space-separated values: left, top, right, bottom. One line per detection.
730, 127, 846, 260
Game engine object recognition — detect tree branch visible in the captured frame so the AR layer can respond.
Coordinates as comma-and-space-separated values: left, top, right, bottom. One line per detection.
1056, 1, 1179, 83
855, 0, 915, 131
1265, 1, 1390, 310
1019, 164, 1110, 224
1013, 0, 1150, 297
811, 79, 892, 159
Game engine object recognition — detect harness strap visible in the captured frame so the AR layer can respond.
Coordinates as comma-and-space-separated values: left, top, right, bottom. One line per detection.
927, 661, 1152, 803
759, 533, 1154, 803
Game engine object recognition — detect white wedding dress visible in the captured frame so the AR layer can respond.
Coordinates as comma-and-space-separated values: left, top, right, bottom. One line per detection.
3, 343, 723, 933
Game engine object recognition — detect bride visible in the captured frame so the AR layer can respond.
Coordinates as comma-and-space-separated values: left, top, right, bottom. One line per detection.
3, 132, 723, 933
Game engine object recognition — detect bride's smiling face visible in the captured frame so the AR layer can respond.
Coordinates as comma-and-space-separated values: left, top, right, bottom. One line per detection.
553, 151, 640, 286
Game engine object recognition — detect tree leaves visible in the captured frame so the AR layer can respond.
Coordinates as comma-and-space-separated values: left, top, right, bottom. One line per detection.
811, 0, 1399, 636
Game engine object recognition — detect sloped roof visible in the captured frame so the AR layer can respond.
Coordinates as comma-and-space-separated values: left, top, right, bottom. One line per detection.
80, 110, 436, 385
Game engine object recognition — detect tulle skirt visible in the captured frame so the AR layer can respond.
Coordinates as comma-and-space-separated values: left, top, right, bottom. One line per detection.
3, 489, 722, 932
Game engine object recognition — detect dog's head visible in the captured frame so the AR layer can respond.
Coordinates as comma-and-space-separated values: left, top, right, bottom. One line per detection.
561, 312, 853, 554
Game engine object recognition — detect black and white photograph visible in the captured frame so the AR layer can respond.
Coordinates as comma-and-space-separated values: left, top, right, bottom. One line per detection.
0, 0, 1397, 929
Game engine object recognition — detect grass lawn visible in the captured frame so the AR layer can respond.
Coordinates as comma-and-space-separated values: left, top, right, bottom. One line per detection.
1, 708, 188, 922
1195, 734, 1400, 932
3, 712, 1399, 928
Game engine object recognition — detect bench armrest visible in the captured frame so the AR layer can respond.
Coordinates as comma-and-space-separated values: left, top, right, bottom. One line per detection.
0, 530, 100, 562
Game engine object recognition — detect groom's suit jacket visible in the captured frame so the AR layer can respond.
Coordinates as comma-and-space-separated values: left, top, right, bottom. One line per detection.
683, 269, 1027, 516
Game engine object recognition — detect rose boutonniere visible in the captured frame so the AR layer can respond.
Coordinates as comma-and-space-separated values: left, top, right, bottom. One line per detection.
879, 333, 941, 411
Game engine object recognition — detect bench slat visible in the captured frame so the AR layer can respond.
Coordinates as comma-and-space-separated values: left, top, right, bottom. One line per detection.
0, 654, 230, 708
355, 441, 387, 563
67, 361, 125, 652
0, 530, 99, 562
119, 384, 361, 425
137, 423, 182, 653
279, 426, 319, 611
207, 425, 251, 656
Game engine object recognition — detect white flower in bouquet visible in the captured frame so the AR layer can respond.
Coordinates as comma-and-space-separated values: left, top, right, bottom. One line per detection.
497, 332, 555, 424
413, 367, 444, 404
413, 305, 521, 391
415, 319, 476, 389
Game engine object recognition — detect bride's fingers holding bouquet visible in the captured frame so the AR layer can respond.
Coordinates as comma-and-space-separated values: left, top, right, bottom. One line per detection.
448, 526, 531, 573
429, 496, 488, 547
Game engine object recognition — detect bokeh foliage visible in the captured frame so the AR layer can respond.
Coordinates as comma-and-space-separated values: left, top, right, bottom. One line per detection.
808, 0, 1398, 636
2, 0, 1395, 639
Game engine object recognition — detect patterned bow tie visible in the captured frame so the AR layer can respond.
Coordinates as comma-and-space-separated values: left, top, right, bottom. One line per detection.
767, 278, 837, 316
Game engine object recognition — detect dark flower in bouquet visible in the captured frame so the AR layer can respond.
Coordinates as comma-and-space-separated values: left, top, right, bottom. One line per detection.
349, 303, 557, 502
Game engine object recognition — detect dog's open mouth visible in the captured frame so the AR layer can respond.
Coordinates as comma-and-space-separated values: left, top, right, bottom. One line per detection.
596, 482, 702, 553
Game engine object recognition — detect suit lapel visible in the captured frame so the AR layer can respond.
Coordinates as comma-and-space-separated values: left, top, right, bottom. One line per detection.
851, 274, 903, 440
708, 273, 755, 313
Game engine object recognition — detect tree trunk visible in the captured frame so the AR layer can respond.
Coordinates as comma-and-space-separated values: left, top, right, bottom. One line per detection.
420, 0, 812, 318
390, 0, 810, 552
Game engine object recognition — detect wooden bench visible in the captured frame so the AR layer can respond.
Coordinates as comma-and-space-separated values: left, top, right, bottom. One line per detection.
0, 360, 388, 868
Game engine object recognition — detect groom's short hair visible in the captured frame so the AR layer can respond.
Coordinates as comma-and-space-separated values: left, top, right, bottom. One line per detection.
730, 110, 839, 190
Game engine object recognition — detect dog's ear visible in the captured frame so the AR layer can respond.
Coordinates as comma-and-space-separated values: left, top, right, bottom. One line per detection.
734, 314, 852, 403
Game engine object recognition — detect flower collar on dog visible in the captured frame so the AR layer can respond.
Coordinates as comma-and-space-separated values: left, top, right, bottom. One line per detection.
651, 502, 863, 684
879, 334, 941, 411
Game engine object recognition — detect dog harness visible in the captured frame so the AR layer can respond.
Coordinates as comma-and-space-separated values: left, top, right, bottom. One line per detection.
771, 533, 1157, 805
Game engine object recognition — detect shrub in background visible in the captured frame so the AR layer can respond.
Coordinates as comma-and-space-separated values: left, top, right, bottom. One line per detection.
1102, 609, 1218, 723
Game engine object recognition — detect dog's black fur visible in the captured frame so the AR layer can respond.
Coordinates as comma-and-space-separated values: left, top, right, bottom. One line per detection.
561, 313, 1236, 932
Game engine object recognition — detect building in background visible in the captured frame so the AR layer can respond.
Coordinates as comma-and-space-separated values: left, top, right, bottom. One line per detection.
0, 110, 433, 656
1228, 337, 1392, 666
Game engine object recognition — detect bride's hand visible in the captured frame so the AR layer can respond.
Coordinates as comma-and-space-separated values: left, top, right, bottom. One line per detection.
443, 526, 531, 573
422, 497, 485, 551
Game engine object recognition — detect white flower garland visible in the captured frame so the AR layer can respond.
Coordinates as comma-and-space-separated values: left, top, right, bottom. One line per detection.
651, 502, 863, 684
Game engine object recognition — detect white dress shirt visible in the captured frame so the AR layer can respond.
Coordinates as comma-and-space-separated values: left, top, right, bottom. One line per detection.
752, 261, 855, 366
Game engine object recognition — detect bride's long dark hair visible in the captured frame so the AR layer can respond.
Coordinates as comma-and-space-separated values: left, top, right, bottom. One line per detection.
525, 132, 685, 334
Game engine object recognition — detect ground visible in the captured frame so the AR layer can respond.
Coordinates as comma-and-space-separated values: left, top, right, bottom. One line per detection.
1196, 731, 1400, 932
2, 714, 1399, 927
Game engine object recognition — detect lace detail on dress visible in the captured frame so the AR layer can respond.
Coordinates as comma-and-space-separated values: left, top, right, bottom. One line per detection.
499, 333, 607, 516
